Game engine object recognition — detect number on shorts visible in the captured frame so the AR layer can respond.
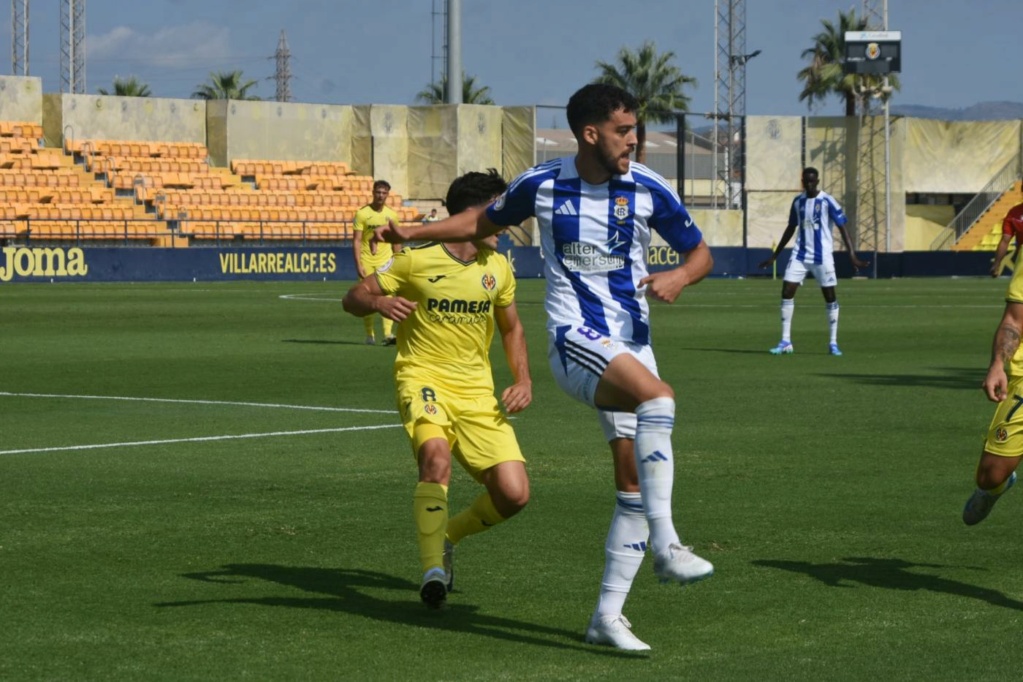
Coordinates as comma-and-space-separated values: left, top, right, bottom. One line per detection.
577, 326, 603, 341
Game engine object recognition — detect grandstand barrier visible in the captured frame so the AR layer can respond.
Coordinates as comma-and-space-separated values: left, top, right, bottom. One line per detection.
0, 244, 996, 283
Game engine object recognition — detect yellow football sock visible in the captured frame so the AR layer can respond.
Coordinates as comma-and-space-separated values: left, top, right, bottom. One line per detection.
413, 482, 448, 573
382, 316, 394, 338
362, 315, 375, 339
446, 492, 506, 545
989, 476, 1012, 495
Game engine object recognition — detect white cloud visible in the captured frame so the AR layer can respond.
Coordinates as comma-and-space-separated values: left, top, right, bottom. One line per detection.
87, 22, 232, 69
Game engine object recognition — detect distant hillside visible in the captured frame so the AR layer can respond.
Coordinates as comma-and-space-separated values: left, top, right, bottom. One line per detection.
890, 101, 1023, 121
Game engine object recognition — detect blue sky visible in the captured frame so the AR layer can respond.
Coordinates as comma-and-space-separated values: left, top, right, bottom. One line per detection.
5, 0, 1018, 118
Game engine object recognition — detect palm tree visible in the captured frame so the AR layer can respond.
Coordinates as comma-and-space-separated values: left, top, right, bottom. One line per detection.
192, 70, 260, 101
415, 73, 494, 105
593, 41, 697, 164
797, 9, 900, 116
97, 76, 151, 97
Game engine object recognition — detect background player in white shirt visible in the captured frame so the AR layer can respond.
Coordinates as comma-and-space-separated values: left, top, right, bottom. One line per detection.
759, 167, 868, 356
374, 83, 714, 651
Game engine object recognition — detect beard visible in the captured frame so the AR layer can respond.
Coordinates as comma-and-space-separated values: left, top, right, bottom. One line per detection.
596, 144, 631, 178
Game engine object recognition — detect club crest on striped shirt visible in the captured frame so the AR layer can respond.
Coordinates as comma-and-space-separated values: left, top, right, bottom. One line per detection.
613, 195, 630, 223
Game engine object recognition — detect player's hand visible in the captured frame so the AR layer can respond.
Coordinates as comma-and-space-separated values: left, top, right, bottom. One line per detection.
639, 269, 691, 304
758, 257, 775, 269
991, 265, 1001, 278
501, 381, 532, 414
983, 365, 1009, 403
852, 256, 870, 270
370, 219, 406, 255
377, 295, 417, 322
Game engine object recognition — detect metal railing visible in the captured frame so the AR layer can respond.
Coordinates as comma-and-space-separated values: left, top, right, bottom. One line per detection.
931, 156, 1022, 251
2, 218, 360, 248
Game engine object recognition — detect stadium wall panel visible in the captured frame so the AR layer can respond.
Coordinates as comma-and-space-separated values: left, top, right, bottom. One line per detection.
0, 245, 993, 284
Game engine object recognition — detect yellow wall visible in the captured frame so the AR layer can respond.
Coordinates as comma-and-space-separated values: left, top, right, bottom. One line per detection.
904, 205, 955, 251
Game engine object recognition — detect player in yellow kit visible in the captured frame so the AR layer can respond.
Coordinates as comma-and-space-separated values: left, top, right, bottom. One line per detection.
963, 263, 1023, 524
342, 169, 532, 608
352, 179, 401, 345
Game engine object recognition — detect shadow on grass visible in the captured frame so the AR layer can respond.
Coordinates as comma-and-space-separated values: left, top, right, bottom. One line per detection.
753, 556, 1023, 610
816, 367, 980, 390
155, 563, 636, 656
282, 339, 363, 346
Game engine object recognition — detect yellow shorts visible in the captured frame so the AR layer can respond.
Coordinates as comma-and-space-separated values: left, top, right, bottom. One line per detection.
984, 375, 1023, 457
396, 380, 524, 482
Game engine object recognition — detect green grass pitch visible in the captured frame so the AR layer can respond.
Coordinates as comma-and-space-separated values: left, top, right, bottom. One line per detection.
1, 276, 1020, 680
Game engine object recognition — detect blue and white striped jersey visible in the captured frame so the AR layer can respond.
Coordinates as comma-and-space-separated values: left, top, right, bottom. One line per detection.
486, 156, 703, 345
788, 190, 848, 265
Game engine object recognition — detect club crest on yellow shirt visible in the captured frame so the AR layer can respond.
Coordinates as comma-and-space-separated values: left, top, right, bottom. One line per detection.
424, 403, 438, 415
481, 273, 496, 291
996, 427, 1009, 443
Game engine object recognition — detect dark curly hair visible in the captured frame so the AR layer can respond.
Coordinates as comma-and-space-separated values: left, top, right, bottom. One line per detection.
566, 83, 638, 138
445, 168, 508, 216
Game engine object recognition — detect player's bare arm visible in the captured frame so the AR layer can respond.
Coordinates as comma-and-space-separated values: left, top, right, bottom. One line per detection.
984, 301, 1023, 402
839, 226, 870, 270
352, 230, 367, 278
495, 302, 532, 414
992, 234, 1012, 277
639, 240, 713, 304
758, 224, 797, 269
372, 207, 500, 251
342, 274, 417, 321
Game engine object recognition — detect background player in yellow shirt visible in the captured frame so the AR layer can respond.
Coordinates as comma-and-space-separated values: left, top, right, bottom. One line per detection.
342, 169, 532, 609
963, 263, 1023, 524
352, 179, 401, 345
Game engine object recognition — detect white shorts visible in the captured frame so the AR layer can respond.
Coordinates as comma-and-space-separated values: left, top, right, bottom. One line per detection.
784, 258, 837, 288
547, 324, 660, 441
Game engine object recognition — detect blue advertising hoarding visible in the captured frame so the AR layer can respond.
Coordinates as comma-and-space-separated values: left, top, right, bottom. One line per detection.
0, 244, 993, 283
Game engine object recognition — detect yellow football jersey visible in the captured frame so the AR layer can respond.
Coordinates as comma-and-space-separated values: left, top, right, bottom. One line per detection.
375, 242, 516, 395
1007, 267, 1023, 378
353, 204, 400, 266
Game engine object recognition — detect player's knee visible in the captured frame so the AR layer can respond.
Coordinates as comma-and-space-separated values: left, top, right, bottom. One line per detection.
417, 442, 451, 483
975, 456, 1016, 490
495, 481, 530, 517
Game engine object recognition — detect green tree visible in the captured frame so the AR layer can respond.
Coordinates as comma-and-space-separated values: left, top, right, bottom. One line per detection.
797, 9, 900, 116
415, 73, 494, 105
97, 76, 151, 97
593, 40, 697, 164
191, 70, 260, 101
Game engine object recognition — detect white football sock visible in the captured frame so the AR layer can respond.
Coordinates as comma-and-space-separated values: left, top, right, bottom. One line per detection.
634, 397, 681, 553
595, 492, 648, 618
826, 301, 839, 344
781, 299, 794, 342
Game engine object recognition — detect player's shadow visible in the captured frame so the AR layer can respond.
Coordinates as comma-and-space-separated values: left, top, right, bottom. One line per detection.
282, 339, 358, 346
753, 556, 1023, 610
816, 367, 979, 390
154, 563, 634, 656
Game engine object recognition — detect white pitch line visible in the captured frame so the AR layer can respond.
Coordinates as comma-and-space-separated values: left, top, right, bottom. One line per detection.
0, 424, 401, 456
279, 293, 343, 302
0, 392, 396, 414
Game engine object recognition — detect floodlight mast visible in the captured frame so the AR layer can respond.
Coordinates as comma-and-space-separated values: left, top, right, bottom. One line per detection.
712, 0, 758, 211
847, 0, 895, 278
60, 0, 86, 94
12, 0, 29, 76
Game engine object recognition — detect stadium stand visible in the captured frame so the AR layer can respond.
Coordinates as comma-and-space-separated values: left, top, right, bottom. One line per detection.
1, 119, 426, 247
0, 122, 173, 245
953, 181, 1023, 252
